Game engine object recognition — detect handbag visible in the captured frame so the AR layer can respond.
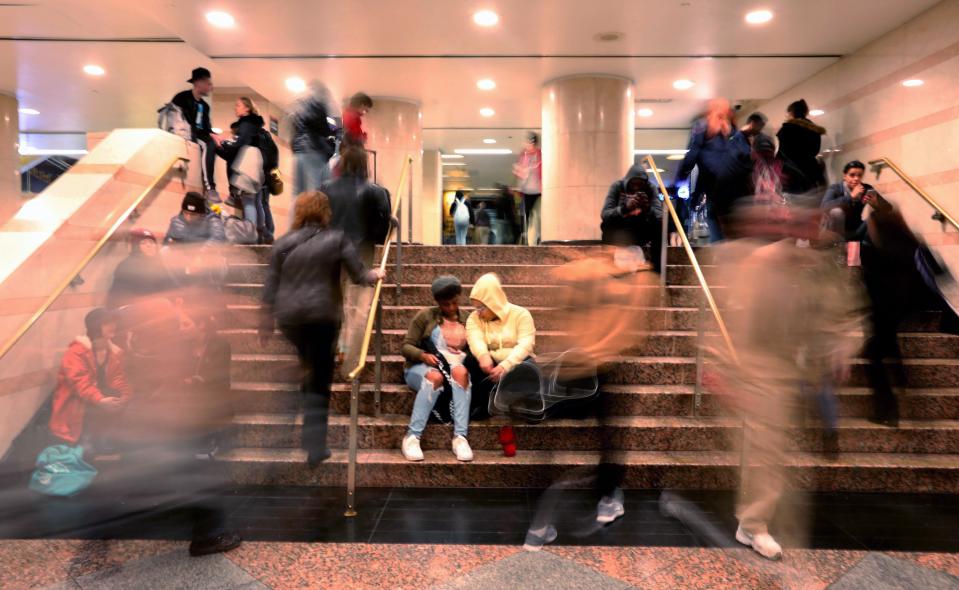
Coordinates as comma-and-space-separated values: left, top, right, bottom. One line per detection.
224, 215, 258, 244
29, 444, 98, 496
230, 145, 265, 194
267, 168, 284, 196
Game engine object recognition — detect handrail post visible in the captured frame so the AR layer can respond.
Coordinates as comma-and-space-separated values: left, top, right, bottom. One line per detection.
659, 194, 669, 293
373, 297, 383, 418
344, 377, 360, 517
407, 157, 414, 244
693, 295, 706, 417
396, 202, 403, 297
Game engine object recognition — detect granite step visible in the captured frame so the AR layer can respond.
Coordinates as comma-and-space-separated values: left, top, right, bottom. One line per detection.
222, 328, 959, 360
231, 382, 959, 421
231, 354, 959, 388
374, 245, 722, 265
228, 412, 959, 454
219, 447, 959, 492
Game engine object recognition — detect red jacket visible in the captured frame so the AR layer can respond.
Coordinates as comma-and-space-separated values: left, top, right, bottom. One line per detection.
49, 336, 131, 444
342, 108, 366, 145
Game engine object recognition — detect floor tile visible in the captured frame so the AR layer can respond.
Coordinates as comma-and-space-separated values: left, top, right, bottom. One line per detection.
430, 550, 630, 590
827, 552, 959, 589
71, 550, 268, 590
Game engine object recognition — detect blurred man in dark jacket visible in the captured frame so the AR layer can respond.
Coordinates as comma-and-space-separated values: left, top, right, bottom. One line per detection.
292, 81, 338, 196
600, 164, 663, 272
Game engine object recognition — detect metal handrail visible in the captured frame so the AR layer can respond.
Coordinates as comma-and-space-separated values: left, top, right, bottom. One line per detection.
643, 155, 738, 364
0, 155, 188, 362
868, 157, 959, 231
344, 154, 412, 517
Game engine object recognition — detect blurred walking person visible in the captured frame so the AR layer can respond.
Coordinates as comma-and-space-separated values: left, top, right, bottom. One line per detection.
514, 132, 542, 245
292, 81, 338, 198
342, 92, 373, 148
450, 190, 474, 246
777, 99, 827, 198
260, 191, 384, 467
496, 184, 520, 245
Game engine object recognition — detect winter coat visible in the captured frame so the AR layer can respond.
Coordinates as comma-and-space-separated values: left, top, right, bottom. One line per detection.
106, 253, 176, 309
466, 273, 536, 373
677, 122, 753, 216
215, 113, 265, 168
171, 90, 212, 141
49, 337, 131, 444
402, 306, 471, 369
776, 118, 826, 194
821, 182, 892, 242
600, 164, 663, 245
292, 97, 336, 158
342, 107, 366, 146
320, 175, 392, 262
164, 212, 226, 245
261, 225, 376, 329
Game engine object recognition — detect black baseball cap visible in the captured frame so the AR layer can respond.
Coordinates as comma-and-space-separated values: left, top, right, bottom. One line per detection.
181, 192, 207, 213
188, 67, 212, 83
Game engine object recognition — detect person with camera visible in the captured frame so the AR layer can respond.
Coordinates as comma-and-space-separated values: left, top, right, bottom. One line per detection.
600, 164, 664, 272
821, 160, 891, 244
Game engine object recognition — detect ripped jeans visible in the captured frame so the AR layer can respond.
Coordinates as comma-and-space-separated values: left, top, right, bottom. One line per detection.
404, 326, 472, 438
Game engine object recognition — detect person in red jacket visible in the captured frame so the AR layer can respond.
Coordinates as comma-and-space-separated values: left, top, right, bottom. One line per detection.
341, 92, 373, 147
49, 308, 131, 447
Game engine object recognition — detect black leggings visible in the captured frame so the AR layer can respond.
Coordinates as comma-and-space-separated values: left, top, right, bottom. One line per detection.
281, 322, 339, 455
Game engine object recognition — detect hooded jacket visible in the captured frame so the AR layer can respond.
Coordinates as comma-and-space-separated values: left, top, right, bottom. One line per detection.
600, 164, 663, 239
215, 113, 265, 167
49, 336, 131, 444
164, 211, 226, 244
320, 175, 392, 263
466, 273, 536, 372
776, 117, 826, 194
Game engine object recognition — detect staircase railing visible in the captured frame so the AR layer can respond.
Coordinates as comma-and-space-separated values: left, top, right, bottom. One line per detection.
0, 155, 188, 362
343, 154, 413, 517
868, 157, 959, 231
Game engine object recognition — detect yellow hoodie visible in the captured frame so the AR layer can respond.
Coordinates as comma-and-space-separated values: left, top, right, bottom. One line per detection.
466, 273, 536, 372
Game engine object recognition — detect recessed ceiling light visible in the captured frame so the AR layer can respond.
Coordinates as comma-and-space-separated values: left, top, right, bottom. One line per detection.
745, 9, 773, 25
454, 148, 513, 155
637, 108, 654, 118
83, 64, 105, 76
672, 79, 695, 90
666, 154, 685, 161
442, 162, 467, 166
902, 79, 924, 87
483, 138, 497, 144
809, 109, 825, 117
479, 107, 495, 117
476, 78, 496, 91
441, 154, 465, 159
205, 10, 235, 28
286, 77, 306, 93
472, 9, 499, 27
18, 108, 39, 115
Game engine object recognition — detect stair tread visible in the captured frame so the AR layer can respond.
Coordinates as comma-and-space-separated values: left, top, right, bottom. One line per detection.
219, 447, 959, 468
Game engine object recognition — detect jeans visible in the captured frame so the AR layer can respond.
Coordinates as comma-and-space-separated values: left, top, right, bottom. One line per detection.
259, 188, 274, 241
239, 191, 259, 234
454, 219, 469, 245
280, 321, 339, 455
802, 376, 838, 433
294, 151, 331, 196
522, 193, 541, 245
405, 362, 471, 438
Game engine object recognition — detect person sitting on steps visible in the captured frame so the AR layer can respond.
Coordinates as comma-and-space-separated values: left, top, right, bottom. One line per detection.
400, 276, 474, 462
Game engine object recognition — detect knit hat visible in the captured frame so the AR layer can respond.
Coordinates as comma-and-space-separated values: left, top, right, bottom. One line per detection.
431, 275, 462, 300
84, 308, 117, 339
181, 192, 207, 214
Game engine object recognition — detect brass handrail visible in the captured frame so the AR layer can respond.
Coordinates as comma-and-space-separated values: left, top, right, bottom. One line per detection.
643, 155, 738, 363
868, 157, 959, 231
0, 155, 188, 362
346, 155, 411, 381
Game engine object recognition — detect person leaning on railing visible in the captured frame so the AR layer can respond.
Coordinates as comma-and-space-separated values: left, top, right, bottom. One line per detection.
259, 191, 384, 468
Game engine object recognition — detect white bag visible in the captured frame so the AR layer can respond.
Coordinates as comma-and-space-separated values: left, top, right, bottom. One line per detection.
157, 103, 192, 140
230, 145, 265, 194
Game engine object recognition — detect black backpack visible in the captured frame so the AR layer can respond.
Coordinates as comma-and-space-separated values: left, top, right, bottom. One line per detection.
258, 128, 279, 173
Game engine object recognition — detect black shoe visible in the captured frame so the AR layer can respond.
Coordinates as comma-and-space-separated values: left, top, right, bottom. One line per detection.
189, 531, 242, 557
869, 409, 900, 428
307, 448, 332, 468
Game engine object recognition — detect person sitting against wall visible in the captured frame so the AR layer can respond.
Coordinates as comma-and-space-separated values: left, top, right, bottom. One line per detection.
164, 192, 226, 245
467, 273, 536, 456
821, 160, 892, 244
600, 164, 664, 273
400, 276, 474, 463
49, 308, 131, 452
107, 228, 176, 310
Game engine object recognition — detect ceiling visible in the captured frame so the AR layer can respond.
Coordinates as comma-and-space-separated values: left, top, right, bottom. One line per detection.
0, 0, 943, 187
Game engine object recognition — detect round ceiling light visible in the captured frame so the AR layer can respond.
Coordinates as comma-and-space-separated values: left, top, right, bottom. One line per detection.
593, 31, 624, 42
483, 138, 497, 144
809, 109, 825, 117
745, 9, 773, 25
286, 77, 307, 93
476, 78, 496, 91
83, 64, 105, 76
479, 107, 495, 117
18, 108, 39, 115
205, 10, 236, 28
666, 154, 685, 161
472, 10, 499, 27
672, 79, 695, 90
901, 79, 924, 88
637, 108, 654, 118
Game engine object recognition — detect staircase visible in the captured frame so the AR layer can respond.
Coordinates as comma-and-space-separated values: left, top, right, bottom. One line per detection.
218, 245, 959, 493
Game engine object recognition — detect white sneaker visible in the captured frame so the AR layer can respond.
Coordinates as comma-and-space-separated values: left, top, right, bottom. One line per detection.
523, 525, 557, 551
735, 525, 783, 561
452, 436, 474, 462
596, 489, 626, 524
402, 434, 424, 462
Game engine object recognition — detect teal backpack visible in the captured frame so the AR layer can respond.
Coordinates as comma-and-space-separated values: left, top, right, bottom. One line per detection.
29, 444, 98, 497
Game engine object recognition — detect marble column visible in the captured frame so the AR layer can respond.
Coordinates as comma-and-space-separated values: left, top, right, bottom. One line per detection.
420, 149, 442, 245
541, 75, 634, 241
365, 98, 423, 242
0, 94, 20, 225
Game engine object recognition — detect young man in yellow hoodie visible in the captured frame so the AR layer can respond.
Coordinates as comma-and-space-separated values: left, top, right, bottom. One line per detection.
466, 273, 536, 411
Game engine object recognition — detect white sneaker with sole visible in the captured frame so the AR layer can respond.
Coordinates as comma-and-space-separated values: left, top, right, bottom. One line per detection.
596, 488, 626, 524
523, 525, 558, 551
735, 526, 783, 561
401, 434, 424, 462
452, 436, 474, 462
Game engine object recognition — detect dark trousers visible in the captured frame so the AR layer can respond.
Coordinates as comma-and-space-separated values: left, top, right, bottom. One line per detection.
861, 246, 909, 417
600, 217, 663, 273
198, 136, 217, 191
258, 188, 275, 242
281, 322, 339, 455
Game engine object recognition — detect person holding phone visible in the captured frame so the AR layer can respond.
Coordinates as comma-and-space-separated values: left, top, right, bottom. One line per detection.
821, 160, 891, 243
600, 164, 664, 272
